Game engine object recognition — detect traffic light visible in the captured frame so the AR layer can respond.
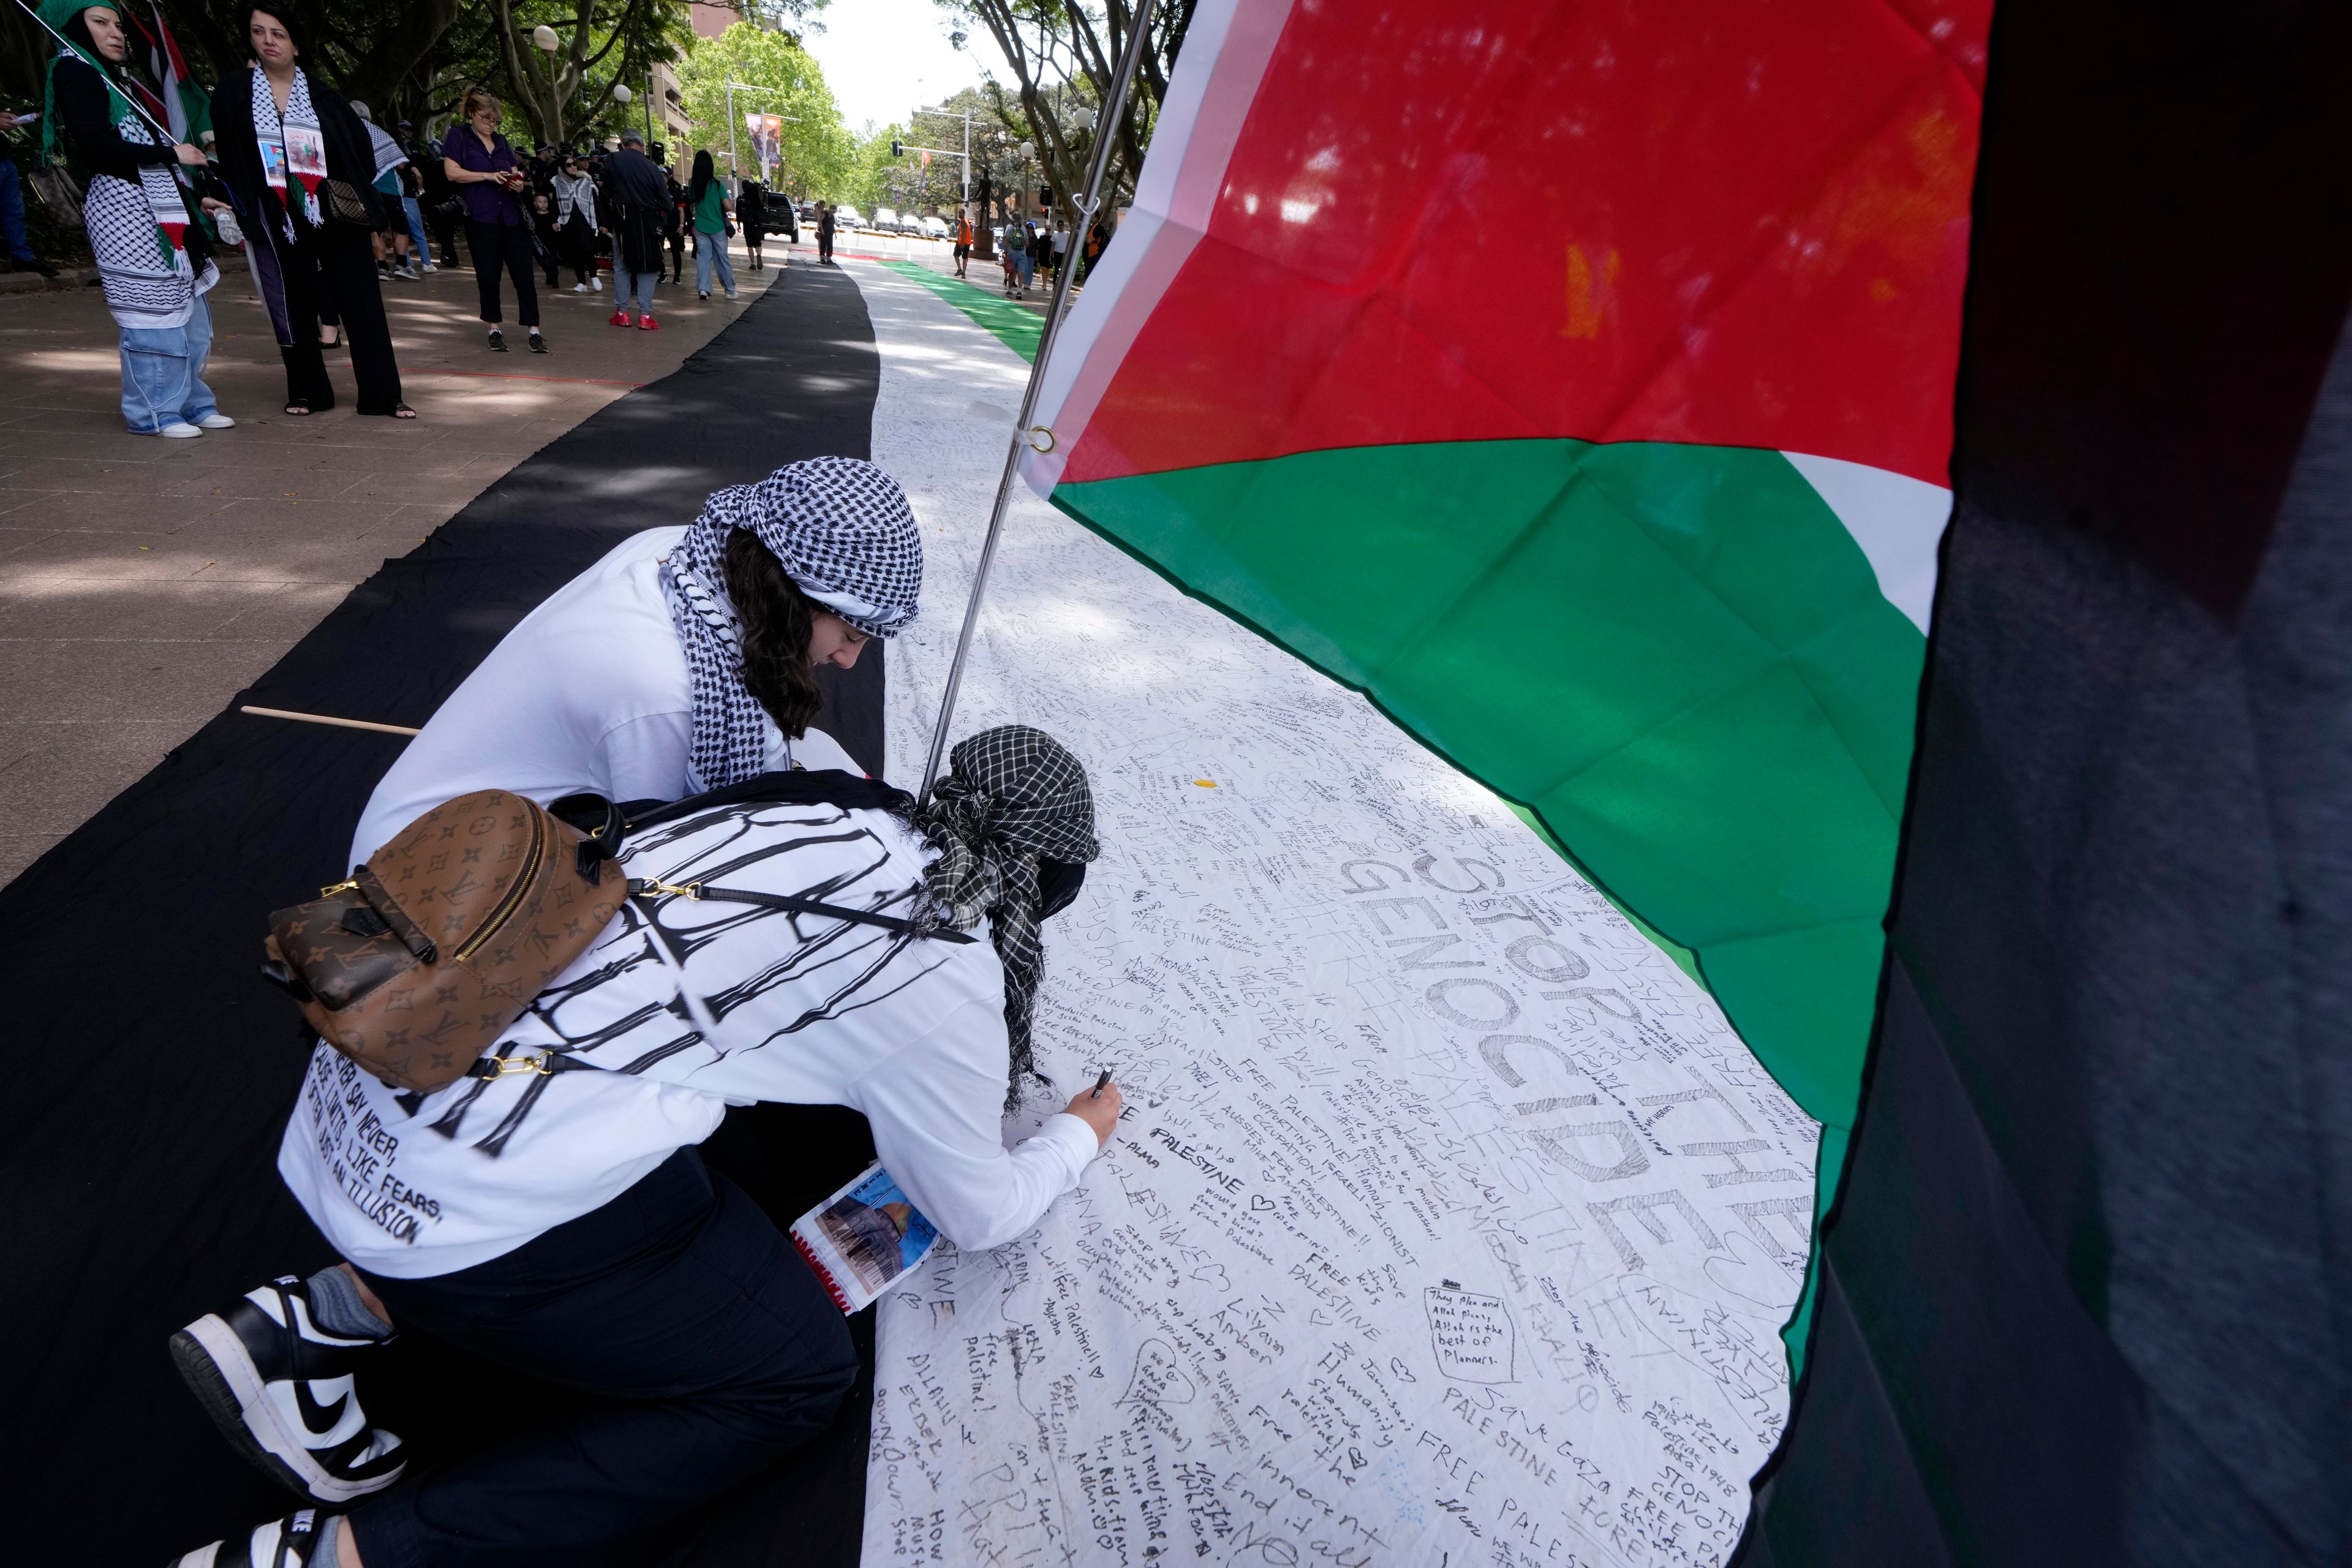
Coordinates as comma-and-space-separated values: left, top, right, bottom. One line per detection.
1038, 185, 1052, 207
891, 139, 903, 158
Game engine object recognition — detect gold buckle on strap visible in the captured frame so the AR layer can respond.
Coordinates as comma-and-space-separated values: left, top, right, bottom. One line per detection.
484, 1053, 555, 1077
634, 878, 704, 900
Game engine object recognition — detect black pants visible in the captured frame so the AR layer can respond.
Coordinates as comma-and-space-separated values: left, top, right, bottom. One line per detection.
560, 211, 595, 286
428, 200, 460, 266
817, 232, 832, 263
280, 222, 402, 415
666, 226, 685, 281
352, 1148, 857, 1567
466, 217, 540, 329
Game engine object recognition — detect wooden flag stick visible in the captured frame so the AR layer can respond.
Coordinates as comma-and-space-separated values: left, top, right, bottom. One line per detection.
239, 705, 423, 737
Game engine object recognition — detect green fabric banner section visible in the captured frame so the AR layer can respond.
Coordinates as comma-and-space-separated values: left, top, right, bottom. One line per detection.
880, 260, 1044, 361
1054, 437, 1924, 1368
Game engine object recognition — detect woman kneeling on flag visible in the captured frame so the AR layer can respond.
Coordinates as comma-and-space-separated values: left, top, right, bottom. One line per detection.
164, 459, 1123, 1568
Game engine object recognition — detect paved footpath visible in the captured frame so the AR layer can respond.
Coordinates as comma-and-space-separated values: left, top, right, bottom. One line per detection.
0, 236, 782, 886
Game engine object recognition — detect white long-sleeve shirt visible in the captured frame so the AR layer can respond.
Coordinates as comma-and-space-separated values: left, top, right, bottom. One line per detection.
281, 796, 1100, 1276
287, 525, 1101, 1277
349, 527, 856, 867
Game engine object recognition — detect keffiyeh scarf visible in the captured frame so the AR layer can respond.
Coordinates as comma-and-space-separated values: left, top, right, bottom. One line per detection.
249, 64, 324, 234
83, 100, 203, 330
916, 726, 1101, 1110
662, 457, 924, 791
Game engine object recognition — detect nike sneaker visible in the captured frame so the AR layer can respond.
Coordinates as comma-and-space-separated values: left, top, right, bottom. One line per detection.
169, 1277, 404, 1504
172, 1508, 339, 1567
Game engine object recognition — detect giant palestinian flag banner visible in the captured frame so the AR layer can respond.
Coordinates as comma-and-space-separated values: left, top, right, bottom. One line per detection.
1024, 0, 1989, 1352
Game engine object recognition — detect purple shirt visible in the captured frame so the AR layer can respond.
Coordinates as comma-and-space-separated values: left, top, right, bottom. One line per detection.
440, 125, 524, 226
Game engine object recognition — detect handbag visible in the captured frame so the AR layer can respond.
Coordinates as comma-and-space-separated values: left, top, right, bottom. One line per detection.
26, 164, 86, 230
261, 774, 976, 1093
322, 176, 374, 227
261, 790, 622, 1092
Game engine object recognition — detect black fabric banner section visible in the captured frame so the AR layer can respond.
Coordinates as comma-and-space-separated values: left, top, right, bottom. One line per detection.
0, 268, 888, 1566
1739, 2, 2352, 1563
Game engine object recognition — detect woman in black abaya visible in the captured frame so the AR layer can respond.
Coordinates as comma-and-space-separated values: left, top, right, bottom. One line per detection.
209, 3, 411, 417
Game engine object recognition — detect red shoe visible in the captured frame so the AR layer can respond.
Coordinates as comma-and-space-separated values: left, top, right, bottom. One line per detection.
608, 310, 630, 327
638, 315, 660, 331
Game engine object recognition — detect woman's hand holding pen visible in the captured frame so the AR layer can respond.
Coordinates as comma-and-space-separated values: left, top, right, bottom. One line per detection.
1065, 1074, 1123, 1146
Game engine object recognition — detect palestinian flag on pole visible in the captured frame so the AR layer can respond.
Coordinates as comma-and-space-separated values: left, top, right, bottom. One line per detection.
128, 2, 211, 146
1023, 0, 1989, 1361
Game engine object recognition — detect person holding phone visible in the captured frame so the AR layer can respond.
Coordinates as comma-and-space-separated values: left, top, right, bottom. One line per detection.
439, 86, 544, 353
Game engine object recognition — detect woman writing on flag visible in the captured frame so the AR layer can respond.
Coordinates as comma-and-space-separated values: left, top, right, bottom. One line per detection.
42, 0, 231, 437
209, 4, 412, 417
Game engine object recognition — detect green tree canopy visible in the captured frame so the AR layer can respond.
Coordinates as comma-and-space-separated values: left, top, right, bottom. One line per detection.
674, 21, 849, 198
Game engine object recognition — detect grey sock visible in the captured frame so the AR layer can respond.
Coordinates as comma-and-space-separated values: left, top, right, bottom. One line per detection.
303, 1266, 393, 1342
307, 1512, 344, 1566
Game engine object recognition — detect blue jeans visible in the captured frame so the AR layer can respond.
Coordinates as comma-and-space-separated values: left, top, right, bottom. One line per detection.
119, 295, 219, 434
401, 195, 430, 263
350, 1148, 857, 1567
695, 230, 735, 296
0, 156, 32, 261
614, 259, 657, 320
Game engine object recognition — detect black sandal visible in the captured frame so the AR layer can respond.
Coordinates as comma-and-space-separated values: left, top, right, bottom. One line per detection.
284, 398, 313, 417
391, 403, 417, 420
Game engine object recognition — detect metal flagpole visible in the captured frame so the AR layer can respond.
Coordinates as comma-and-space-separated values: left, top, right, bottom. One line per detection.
918, 0, 1158, 796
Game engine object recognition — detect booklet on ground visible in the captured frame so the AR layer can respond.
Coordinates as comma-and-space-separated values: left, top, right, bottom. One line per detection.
790, 1160, 941, 1313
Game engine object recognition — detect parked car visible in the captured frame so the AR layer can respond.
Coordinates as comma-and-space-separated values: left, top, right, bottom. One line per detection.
917, 214, 949, 239
834, 206, 865, 230
873, 206, 900, 234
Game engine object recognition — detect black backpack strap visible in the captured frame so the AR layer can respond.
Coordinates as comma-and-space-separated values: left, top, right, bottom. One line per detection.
618, 770, 916, 842
625, 878, 978, 944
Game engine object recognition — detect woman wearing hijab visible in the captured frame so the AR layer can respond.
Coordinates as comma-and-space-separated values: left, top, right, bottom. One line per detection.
207, 5, 410, 417
40, 0, 230, 437
167, 459, 1121, 1568
341, 455, 926, 866
439, 86, 544, 353
170, 724, 1115, 1568
687, 147, 736, 301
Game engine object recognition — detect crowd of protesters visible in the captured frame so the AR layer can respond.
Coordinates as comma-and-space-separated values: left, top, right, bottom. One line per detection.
11, 2, 1109, 444
10, 0, 813, 439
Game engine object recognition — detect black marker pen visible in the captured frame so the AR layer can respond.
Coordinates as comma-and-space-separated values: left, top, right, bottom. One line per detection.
1090, 1070, 1112, 1099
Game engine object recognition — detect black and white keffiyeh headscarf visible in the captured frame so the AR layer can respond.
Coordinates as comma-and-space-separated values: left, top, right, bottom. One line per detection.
662, 458, 924, 791
916, 726, 1101, 1110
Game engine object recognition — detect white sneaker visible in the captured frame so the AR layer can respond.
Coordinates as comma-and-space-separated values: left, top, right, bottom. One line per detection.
421, 262, 436, 272
196, 413, 236, 430
571, 282, 589, 292
151, 421, 204, 438
391, 265, 417, 281
170, 1275, 404, 1504
173, 1507, 339, 1567
592, 277, 602, 292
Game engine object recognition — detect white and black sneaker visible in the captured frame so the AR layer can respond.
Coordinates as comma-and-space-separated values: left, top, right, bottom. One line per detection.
169, 1277, 405, 1504
172, 1507, 339, 1567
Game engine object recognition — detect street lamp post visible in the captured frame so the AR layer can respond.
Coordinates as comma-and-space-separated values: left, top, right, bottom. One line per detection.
913, 104, 974, 208
724, 81, 799, 194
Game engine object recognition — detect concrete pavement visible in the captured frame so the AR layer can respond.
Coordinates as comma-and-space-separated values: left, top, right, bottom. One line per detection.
0, 235, 787, 886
